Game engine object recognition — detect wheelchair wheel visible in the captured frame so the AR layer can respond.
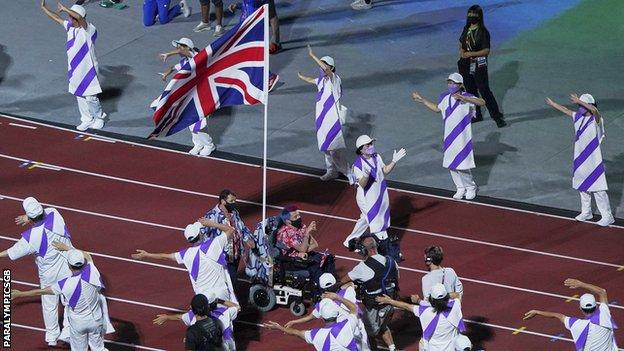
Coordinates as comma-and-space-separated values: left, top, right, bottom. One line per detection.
249, 284, 276, 312
289, 299, 306, 317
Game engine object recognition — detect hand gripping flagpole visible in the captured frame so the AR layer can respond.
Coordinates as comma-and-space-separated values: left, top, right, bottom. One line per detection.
261, 4, 269, 239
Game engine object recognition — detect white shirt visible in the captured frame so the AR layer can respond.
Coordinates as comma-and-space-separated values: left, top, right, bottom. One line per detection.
422, 268, 463, 300
304, 314, 359, 351
564, 304, 618, 351
7, 208, 73, 286
413, 302, 462, 351
51, 263, 104, 326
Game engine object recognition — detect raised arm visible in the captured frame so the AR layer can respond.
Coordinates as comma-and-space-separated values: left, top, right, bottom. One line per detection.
307, 45, 333, 79
198, 218, 235, 238
297, 72, 316, 85
412, 92, 441, 113
58, 2, 87, 29
284, 312, 316, 328
523, 309, 566, 323
570, 94, 602, 123
131, 250, 177, 262
456, 93, 485, 106
40, 0, 64, 25
545, 97, 574, 117
564, 278, 608, 304
376, 294, 416, 313
323, 292, 357, 315
383, 149, 406, 175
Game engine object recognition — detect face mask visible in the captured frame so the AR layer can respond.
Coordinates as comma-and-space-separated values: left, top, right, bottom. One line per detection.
468, 16, 479, 25
578, 106, 588, 115
448, 83, 461, 94
366, 145, 376, 155
225, 203, 236, 212
291, 218, 303, 229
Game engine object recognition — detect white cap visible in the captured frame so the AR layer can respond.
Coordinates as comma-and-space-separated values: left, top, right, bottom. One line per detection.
320, 56, 335, 67
70, 4, 87, 18
431, 283, 448, 299
184, 222, 203, 241
447, 73, 464, 84
579, 293, 596, 309
319, 273, 336, 289
23, 197, 44, 218
172, 37, 195, 49
356, 135, 376, 149
579, 93, 595, 104
455, 334, 472, 350
67, 250, 85, 267
319, 298, 340, 320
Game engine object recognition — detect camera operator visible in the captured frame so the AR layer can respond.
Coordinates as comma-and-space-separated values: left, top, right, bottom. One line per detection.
340, 235, 399, 351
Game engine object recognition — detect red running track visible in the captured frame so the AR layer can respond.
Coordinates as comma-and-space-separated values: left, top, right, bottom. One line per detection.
0, 114, 623, 351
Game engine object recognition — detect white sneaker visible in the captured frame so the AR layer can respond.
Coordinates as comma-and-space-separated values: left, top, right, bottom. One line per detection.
91, 118, 105, 130
214, 25, 224, 37
199, 144, 216, 156
180, 0, 191, 17
47, 341, 57, 347
453, 188, 466, 199
597, 216, 615, 227
194, 22, 211, 32
320, 170, 339, 181
189, 145, 202, 155
351, 0, 372, 10
76, 120, 93, 131
465, 187, 477, 200
575, 212, 593, 222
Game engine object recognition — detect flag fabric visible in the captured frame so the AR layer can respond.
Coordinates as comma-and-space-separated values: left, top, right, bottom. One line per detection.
149, 5, 268, 139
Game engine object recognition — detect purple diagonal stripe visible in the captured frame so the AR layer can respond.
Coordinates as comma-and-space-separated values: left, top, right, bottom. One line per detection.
68, 278, 82, 310
315, 94, 336, 131
347, 339, 358, 351
444, 98, 461, 121
319, 120, 342, 151
57, 277, 68, 290
575, 116, 595, 141
577, 163, 605, 192
443, 112, 472, 151
448, 140, 473, 170
91, 30, 97, 44
316, 84, 325, 102
573, 111, 583, 123
575, 323, 590, 351
418, 305, 428, 316
366, 181, 388, 224
573, 137, 599, 172
80, 263, 92, 282
66, 38, 75, 51
438, 92, 450, 104
38, 232, 48, 257
322, 332, 331, 351
67, 42, 90, 79
74, 67, 97, 97
223, 327, 234, 341
22, 228, 32, 243
330, 319, 348, 338
422, 313, 441, 340
310, 328, 320, 340
190, 251, 200, 281
43, 212, 54, 231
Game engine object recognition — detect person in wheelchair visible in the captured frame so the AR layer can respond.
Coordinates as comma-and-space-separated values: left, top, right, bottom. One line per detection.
276, 206, 335, 295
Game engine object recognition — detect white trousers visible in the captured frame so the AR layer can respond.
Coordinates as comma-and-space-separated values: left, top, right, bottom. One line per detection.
189, 124, 215, 148
323, 149, 351, 176
76, 95, 104, 123
41, 294, 69, 343
580, 191, 613, 218
449, 169, 476, 190
69, 316, 108, 351
344, 192, 388, 245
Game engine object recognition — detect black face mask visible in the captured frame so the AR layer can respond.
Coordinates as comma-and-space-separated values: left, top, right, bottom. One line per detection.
468, 16, 479, 25
224, 202, 236, 212
291, 218, 303, 229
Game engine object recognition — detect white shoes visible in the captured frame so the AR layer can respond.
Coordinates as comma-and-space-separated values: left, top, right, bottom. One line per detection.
453, 188, 466, 199
91, 118, 105, 130
575, 212, 593, 222
351, 0, 372, 10
180, 0, 191, 17
76, 120, 93, 131
194, 22, 211, 32
320, 170, 339, 181
597, 215, 615, 227
189, 145, 202, 155
199, 144, 216, 156
214, 25, 224, 37
465, 187, 477, 200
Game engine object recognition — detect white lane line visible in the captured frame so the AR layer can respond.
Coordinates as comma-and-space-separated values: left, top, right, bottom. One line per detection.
0, 155, 621, 269
11, 324, 166, 351
1, 198, 622, 311
12, 280, 607, 349
4, 113, 621, 227
8, 122, 37, 129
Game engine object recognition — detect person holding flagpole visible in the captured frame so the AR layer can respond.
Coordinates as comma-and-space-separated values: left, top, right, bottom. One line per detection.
40, 1, 107, 131
11, 247, 113, 351
298, 45, 353, 183
412, 73, 485, 200
0, 197, 72, 347
342, 135, 406, 249
545, 93, 614, 227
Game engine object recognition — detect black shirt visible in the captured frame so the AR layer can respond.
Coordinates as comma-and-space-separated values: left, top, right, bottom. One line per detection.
459, 26, 491, 53
184, 317, 222, 351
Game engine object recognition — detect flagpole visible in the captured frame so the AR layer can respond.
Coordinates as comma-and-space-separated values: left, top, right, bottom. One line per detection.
261, 4, 269, 235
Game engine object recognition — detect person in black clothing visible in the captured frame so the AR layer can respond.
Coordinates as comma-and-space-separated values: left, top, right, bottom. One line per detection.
184, 294, 223, 351
458, 5, 507, 128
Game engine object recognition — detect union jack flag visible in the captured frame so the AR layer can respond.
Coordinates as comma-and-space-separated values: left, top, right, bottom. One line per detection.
149, 5, 268, 139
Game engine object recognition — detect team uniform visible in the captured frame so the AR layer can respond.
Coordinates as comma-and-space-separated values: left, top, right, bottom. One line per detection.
6, 208, 73, 344
63, 19, 106, 130
564, 303, 618, 351
422, 268, 463, 301
412, 299, 466, 351
304, 314, 360, 351
143, 0, 184, 26
182, 304, 239, 350
174, 234, 238, 303
344, 153, 390, 245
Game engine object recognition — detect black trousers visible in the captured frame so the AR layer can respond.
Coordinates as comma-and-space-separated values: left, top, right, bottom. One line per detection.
458, 59, 503, 121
